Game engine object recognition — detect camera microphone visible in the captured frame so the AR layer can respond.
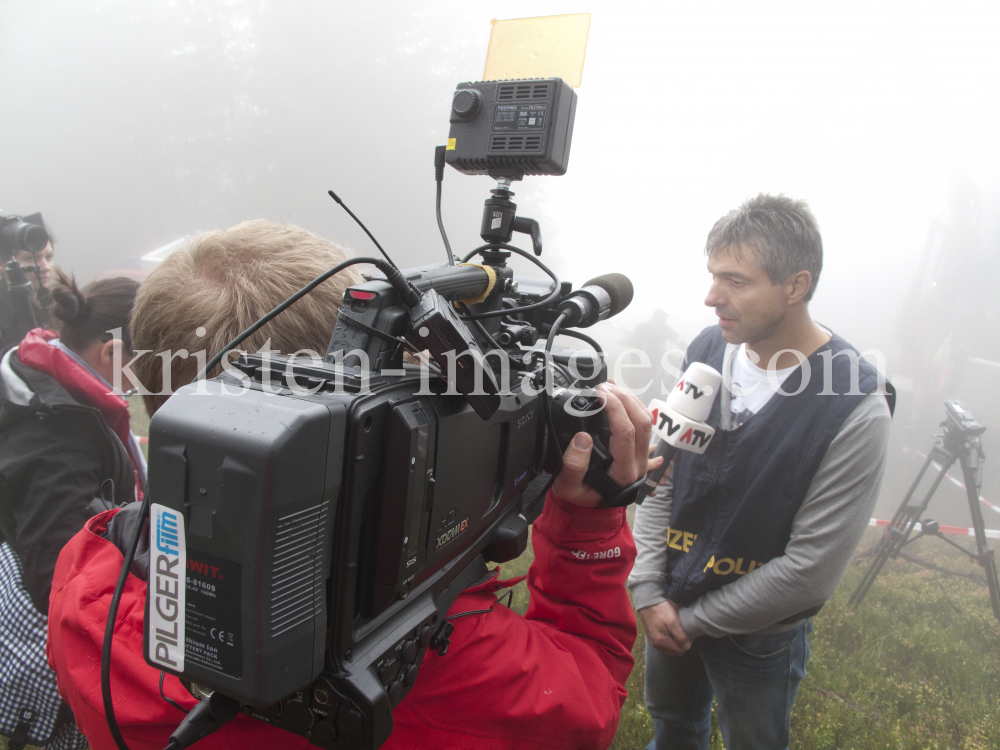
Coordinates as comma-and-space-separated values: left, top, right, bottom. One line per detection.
637, 362, 723, 503
556, 272, 634, 328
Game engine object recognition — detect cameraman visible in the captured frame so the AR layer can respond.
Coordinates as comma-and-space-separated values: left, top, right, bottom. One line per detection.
1, 212, 57, 346
46, 220, 656, 750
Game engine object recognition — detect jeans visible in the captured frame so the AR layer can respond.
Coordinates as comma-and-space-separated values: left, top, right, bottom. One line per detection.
644, 620, 812, 750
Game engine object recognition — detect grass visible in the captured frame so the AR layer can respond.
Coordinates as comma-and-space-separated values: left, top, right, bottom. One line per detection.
500, 526, 1000, 749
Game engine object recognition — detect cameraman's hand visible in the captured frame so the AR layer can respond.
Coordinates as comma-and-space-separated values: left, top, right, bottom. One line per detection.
639, 601, 691, 655
552, 382, 661, 508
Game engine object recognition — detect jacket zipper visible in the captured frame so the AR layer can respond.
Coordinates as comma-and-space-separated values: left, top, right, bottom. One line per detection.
675, 428, 728, 601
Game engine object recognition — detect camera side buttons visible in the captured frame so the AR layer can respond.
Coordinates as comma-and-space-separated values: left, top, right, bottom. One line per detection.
376, 623, 434, 708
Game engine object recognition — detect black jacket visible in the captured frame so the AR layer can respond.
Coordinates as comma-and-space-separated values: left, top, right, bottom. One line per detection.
0, 346, 135, 613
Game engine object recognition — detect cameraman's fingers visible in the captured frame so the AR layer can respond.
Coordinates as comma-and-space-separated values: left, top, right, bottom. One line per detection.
598, 384, 638, 485
560, 432, 593, 482
552, 432, 602, 508
607, 384, 654, 469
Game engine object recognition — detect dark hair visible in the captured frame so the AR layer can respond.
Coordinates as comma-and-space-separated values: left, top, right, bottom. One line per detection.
705, 193, 823, 301
51, 270, 140, 355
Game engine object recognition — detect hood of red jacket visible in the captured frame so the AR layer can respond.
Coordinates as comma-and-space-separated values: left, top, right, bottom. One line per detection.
15, 328, 133, 451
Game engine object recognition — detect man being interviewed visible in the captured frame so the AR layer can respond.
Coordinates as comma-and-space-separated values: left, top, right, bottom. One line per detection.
629, 194, 893, 750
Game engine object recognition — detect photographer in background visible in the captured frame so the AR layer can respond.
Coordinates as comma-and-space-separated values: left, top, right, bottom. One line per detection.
1, 212, 57, 346
47, 219, 656, 750
0, 271, 141, 750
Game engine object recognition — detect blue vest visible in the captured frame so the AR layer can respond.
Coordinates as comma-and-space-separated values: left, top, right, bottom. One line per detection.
664, 326, 888, 616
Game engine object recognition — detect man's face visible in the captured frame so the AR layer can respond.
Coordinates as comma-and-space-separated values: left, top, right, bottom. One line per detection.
15, 241, 54, 291
704, 244, 788, 345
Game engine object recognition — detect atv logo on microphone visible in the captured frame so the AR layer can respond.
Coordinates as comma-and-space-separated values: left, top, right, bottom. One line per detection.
676, 379, 707, 400
435, 518, 469, 551
650, 407, 713, 450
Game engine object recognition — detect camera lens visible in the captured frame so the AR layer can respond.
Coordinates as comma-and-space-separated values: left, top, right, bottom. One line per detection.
0, 217, 49, 256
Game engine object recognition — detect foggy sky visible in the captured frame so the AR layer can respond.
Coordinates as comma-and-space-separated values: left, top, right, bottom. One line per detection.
2, 0, 999, 359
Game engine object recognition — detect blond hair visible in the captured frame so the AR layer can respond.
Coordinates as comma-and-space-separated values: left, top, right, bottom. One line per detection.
130, 220, 363, 416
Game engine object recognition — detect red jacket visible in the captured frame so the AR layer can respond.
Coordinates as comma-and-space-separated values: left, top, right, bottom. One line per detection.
47, 492, 637, 750
1, 328, 141, 612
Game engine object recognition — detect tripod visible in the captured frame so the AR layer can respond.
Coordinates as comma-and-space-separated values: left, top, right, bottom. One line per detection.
850, 400, 1000, 621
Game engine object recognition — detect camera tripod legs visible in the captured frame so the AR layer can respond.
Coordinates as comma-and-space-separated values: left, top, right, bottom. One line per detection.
849, 437, 1000, 622
960, 451, 1000, 620
849, 447, 948, 608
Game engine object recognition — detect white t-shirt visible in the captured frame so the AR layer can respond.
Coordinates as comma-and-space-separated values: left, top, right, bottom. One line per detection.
728, 344, 798, 429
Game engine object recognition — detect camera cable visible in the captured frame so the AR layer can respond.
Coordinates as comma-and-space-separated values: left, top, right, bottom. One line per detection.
196, 256, 420, 382
540, 312, 570, 475
434, 145, 455, 266
558, 328, 604, 360
101, 490, 151, 750
158, 672, 190, 715
454, 300, 522, 369
460, 244, 561, 320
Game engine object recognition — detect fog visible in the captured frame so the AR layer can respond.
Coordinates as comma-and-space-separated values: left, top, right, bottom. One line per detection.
3, 0, 999, 511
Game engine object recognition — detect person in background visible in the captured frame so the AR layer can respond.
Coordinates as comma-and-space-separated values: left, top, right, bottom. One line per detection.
0, 271, 142, 749
0, 212, 57, 346
629, 194, 893, 750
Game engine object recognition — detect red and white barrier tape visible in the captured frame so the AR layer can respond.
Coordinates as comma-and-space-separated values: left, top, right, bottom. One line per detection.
868, 517, 1000, 539
901, 446, 1000, 516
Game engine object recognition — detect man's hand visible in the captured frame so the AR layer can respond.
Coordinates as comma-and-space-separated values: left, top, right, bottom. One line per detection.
552, 382, 662, 508
639, 601, 691, 655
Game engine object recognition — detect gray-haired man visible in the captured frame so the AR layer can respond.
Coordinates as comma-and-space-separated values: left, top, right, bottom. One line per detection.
629, 194, 893, 749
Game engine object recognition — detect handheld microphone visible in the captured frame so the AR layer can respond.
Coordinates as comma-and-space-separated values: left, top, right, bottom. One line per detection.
637, 362, 723, 503
556, 272, 633, 327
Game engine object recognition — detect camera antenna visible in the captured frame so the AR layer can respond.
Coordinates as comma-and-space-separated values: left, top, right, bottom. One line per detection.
327, 190, 401, 269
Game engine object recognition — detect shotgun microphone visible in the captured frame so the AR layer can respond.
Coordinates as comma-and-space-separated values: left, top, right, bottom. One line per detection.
555, 272, 633, 327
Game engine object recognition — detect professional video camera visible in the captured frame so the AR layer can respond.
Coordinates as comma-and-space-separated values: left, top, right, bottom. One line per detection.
114, 77, 637, 750
0, 212, 50, 346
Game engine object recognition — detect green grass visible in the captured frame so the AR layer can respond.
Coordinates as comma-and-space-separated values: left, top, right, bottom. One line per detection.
499, 527, 1000, 750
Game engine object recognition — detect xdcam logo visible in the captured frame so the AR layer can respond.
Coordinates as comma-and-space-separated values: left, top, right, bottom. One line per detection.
435, 518, 469, 551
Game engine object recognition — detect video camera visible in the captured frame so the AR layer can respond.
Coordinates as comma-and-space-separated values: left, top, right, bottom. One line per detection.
0, 212, 50, 346
135, 78, 636, 750
942, 400, 986, 440
0, 213, 49, 261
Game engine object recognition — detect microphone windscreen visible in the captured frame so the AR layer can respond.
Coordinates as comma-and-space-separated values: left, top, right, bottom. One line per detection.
582, 273, 634, 317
